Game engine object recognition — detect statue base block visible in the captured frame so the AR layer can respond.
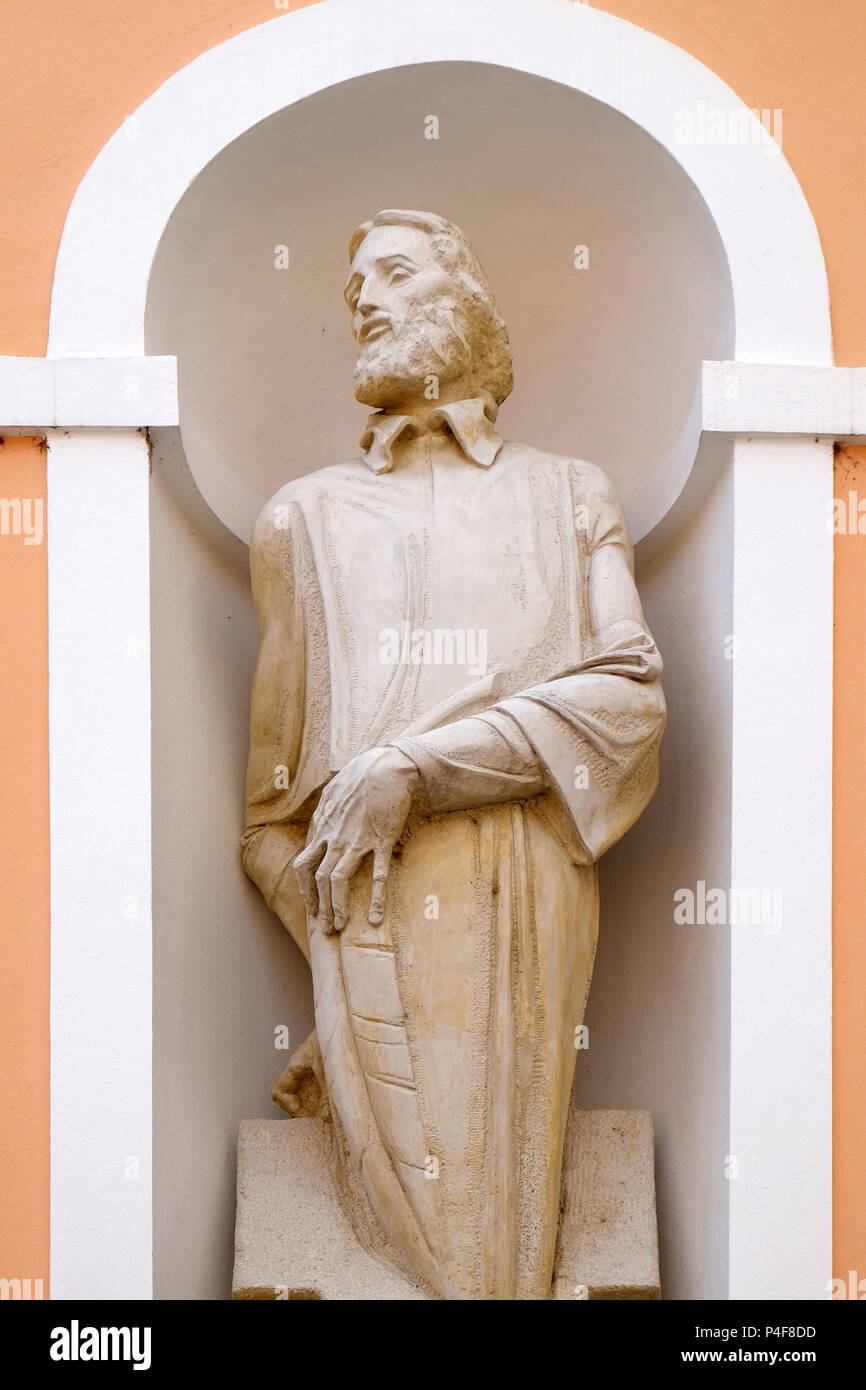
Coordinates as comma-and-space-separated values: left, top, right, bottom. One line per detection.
232, 1109, 660, 1300
552, 1108, 661, 1300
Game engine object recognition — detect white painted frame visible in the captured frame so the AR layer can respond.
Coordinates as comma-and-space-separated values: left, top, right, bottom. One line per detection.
0, 0, 846, 1298
46, 429, 154, 1300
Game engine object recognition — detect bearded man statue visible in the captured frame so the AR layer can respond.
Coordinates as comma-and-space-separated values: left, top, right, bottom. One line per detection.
241, 209, 666, 1300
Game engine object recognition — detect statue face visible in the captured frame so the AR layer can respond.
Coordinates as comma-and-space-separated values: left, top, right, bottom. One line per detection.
345, 224, 473, 410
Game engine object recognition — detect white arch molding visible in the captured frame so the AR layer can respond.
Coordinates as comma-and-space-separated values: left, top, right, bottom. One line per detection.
42, 0, 834, 1300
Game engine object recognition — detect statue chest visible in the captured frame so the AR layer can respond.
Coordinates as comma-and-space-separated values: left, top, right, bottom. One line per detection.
294, 447, 586, 750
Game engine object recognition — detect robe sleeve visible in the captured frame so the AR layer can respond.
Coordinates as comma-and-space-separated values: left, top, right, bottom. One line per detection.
392, 463, 665, 864
392, 709, 545, 812
241, 494, 310, 957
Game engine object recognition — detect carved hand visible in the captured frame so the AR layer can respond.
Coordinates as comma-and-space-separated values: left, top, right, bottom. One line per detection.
293, 746, 420, 933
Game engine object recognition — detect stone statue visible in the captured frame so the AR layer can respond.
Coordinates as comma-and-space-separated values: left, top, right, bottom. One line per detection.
242, 209, 665, 1300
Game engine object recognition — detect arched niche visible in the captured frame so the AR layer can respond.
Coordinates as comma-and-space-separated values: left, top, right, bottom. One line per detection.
141, 55, 736, 1300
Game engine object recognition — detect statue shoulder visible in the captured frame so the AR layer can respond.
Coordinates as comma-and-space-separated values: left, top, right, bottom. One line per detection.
251, 460, 367, 554
565, 457, 622, 511
502, 442, 621, 507
250, 483, 298, 560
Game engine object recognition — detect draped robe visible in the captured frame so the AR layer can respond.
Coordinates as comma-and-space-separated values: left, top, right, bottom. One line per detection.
242, 403, 665, 1300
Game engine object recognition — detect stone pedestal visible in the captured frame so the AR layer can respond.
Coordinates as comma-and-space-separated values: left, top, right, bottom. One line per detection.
232, 1108, 660, 1300
552, 1109, 661, 1300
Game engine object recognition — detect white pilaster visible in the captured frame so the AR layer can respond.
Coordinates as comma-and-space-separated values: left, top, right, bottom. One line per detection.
729, 436, 833, 1298
48, 427, 153, 1299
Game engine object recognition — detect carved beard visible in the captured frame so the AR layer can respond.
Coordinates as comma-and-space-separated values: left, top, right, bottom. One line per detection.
354, 295, 473, 409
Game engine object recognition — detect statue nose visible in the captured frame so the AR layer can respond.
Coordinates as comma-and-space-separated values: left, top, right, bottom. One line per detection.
357, 279, 384, 315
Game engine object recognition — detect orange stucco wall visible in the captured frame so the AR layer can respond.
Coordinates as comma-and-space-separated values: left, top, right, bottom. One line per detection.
0, 0, 863, 1292
0, 438, 49, 1294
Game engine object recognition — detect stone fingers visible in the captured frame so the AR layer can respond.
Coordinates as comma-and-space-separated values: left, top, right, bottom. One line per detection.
296, 837, 394, 931
368, 845, 394, 927
330, 852, 361, 934
293, 841, 326, 919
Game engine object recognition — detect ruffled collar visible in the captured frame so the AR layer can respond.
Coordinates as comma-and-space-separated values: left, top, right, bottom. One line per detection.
360, 396, 504, 474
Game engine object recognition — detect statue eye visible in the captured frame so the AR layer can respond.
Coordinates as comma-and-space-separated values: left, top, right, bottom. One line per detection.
389, 266, 411, 285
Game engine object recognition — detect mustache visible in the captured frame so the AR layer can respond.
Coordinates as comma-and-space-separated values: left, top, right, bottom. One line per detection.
356, 299, 470, 362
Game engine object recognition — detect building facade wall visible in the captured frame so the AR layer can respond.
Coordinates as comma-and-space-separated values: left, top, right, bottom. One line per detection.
0, 0, 862, 1294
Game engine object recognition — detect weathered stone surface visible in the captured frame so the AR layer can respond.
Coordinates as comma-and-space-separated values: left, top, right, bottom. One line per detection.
232, 1118, 425, 1300
553, 1108, 660, 1300
233, 1109, 659, 1300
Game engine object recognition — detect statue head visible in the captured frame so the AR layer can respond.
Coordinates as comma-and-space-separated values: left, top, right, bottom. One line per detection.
345, 209, 513, 413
